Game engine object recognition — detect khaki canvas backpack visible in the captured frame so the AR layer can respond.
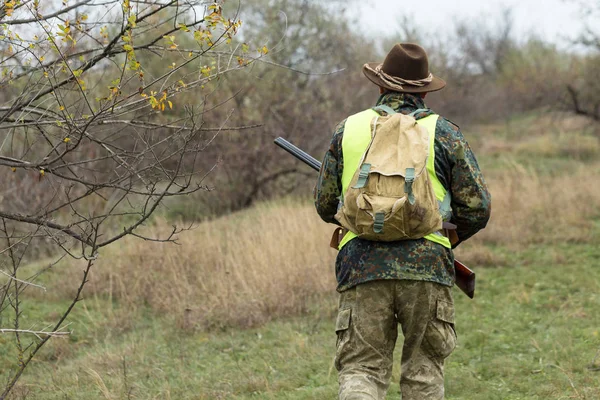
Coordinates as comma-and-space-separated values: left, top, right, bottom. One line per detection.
335, 106, 443, 241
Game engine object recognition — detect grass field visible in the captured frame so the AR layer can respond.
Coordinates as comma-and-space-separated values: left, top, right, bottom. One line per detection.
4, 239, 600, 399
2, 112, 600, 399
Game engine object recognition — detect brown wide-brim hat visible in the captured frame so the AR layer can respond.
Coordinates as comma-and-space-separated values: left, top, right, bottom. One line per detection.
362, 43, 446, 94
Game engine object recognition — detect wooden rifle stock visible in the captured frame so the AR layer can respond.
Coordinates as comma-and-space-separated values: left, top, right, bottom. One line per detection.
274, 137, 476, 299
454, 259, 475, 299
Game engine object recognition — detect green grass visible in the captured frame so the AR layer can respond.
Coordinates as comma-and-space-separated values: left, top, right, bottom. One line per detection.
2, 241, 600, 399
446, 243, 600, 400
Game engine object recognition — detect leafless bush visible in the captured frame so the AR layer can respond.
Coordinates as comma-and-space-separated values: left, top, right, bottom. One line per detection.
0, 0, 269, 396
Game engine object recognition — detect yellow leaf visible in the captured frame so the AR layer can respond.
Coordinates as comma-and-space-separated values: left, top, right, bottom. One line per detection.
168, 100, 173, 109
59, 105, 65, 111
63, 137, 70, 143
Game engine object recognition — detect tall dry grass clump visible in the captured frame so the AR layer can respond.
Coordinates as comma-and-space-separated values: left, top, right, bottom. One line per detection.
78, 199, 338, 329
480, 161, 600, 245
455, 159, 600, 265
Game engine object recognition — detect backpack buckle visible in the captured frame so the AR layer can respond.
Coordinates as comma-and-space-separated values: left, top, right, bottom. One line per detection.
352, 163, 371, 189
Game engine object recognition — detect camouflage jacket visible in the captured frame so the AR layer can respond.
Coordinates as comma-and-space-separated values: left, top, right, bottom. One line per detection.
314, 92, 491, 292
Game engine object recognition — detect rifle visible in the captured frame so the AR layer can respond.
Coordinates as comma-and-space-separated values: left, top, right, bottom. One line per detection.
274, 137, 476, 299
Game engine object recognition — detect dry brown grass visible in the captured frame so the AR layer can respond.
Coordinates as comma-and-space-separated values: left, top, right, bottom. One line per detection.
74, 199, 337, 329
515, 134, 600, 160
455, 160, 600, 265
480, 162, 600, 245
475, 112, 599, 159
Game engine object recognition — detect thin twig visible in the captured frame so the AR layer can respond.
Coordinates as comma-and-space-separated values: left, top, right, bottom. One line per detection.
0, 329, 69, 340
0, 270, 46, 291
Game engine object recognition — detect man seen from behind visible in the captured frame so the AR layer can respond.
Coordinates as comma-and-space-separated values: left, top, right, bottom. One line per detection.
314, 43, 492, 400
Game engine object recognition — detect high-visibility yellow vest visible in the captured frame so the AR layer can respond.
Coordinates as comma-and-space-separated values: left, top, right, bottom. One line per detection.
338, 108, 451, 250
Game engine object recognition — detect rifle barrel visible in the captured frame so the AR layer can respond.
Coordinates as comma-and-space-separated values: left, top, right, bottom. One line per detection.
274, 137, 321, 172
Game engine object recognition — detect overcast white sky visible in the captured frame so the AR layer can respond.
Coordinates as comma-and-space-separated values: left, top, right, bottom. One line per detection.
356, 0, 587, 47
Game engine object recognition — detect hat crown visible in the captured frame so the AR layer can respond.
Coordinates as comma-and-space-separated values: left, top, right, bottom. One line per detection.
381, 43, 429, 81
362, 42, 445, 93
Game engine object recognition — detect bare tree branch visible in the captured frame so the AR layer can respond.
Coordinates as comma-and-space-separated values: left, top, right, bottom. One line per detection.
0, 1, 258, 395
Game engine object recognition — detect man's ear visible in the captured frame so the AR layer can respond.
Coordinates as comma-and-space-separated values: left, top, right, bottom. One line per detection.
379, 86, 386, 95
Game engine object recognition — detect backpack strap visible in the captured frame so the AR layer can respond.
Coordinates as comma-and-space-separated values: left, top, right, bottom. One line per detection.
374, 106, 431, 118
373, 212, 385, 234
373, 105, 396, 115
352, 163, 371, 189
404, 167, 416, 205
409, 108, 430, 119
439, 191, 452, 221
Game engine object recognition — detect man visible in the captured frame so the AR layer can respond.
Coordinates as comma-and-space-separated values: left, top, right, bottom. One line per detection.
314, 43, 491, 399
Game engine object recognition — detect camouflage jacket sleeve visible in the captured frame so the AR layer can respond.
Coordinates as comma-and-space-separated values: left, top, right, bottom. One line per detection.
313, 120, 346, 225
435, 118, 491, 245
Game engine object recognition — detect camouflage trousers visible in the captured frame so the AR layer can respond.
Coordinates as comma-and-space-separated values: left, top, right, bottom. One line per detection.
335, 280, 457, 400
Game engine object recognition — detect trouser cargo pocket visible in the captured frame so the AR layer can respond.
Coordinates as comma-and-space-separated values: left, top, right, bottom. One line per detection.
422, 299, 457, 359
335, 308, 352, 371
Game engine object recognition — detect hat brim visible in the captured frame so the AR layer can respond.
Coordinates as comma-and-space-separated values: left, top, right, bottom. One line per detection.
362, 62, 446, 93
